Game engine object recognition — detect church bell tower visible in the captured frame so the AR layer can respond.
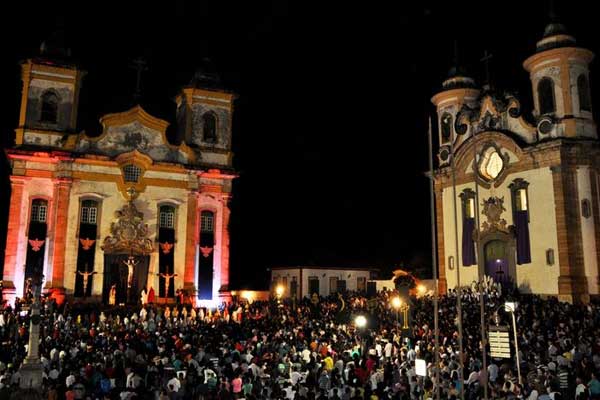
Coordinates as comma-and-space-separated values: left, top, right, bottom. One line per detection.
15, 32, 85, 148
523, 20, 596, 139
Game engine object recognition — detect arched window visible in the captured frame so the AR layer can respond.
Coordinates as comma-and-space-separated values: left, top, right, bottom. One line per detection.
40, 91, 59, 123
509, 178, 531, 264
159, 205, 176, 229
538, 78, 556, 115
459, 189, 476, 266
441, 113, 453, 142
80, 200, 98, 225
31, 199, 48, 223
578, 74, 592, 112
201, 210, 215, 233
202, 112, 217, 143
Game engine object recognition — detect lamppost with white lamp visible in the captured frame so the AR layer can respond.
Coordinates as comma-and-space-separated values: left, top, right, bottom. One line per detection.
493, 301, 521, 385
391, 296, 401, 327
355, 315, 367, 356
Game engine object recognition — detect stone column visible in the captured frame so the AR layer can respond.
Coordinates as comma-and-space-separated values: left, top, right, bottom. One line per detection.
183, 190, 198, 294
551, 165, 589, 302
2, 176, 27, 303
49, 178, 72, 304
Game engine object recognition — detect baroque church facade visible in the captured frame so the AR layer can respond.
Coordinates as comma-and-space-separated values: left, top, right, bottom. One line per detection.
432, 21, 598, 302
2, 46, 235, 306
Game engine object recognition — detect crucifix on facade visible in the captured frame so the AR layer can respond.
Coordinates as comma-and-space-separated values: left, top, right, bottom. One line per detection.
123, 255, 139, 289
157, 266, 177, 298
77, 263, 97, 296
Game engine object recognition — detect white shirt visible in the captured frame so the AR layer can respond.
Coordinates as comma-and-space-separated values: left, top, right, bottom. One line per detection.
66, 373, 76, 388
167, 377, 181, 392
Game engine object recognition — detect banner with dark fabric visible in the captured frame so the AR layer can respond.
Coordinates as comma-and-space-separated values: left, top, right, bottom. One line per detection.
515, 210, 531, 264
462, 217, 476, 266
25, 221, 47, 288
102, 254, 149, 304
198, 230, 214, 300
158, 228, 175, 298
74, 223, 97, 297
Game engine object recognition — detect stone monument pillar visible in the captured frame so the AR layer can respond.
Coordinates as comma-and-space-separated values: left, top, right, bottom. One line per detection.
19, 269, 44, 390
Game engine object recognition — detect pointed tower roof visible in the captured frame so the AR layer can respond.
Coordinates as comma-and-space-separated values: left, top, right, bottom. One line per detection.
535, 6, 576, 53
441, 41, 477, 90
189, 58, 222, 89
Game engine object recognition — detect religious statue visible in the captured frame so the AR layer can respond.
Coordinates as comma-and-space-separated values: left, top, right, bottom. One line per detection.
140, 288, 148, 305
109, 284, 117, 306
77, 265, 97, 296
122, 256, 139, 288
157, 267, 178, 298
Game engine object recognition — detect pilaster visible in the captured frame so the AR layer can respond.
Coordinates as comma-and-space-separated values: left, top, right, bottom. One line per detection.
551, 165, 589, 302
48, 178, 72, 304
2, 177, 28, 303
183, 190, 198, 292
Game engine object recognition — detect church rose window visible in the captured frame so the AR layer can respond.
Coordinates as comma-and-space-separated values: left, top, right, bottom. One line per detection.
478, 146, 505, 182
123, 164, 142, 183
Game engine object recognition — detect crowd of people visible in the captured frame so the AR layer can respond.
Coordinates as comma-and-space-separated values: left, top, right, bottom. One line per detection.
0, 283, 599, 400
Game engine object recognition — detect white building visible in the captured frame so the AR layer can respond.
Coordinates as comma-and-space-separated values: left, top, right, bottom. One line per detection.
270, 266, 377, 299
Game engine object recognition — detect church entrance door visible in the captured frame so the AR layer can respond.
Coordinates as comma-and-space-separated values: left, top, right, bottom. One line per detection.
484, 240, 511, 285
102, 254, 149, 305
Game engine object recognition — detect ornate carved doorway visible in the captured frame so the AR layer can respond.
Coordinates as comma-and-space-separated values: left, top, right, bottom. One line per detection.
100, 188, 154, 305
102, 254, 149, 304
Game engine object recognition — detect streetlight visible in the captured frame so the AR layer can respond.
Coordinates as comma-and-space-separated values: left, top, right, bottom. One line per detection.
391, 296, 401, 326
355, 315, 367, 356
494, 301, 521, 385
275, 285, 284, 298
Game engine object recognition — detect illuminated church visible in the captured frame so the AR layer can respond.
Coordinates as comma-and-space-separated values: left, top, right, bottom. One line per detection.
432, 21, 598, 302
2, 41, 235, 306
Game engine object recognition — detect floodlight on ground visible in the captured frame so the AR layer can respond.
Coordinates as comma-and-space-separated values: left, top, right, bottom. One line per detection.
275, 285, 284, 297
355, 315, 367, 329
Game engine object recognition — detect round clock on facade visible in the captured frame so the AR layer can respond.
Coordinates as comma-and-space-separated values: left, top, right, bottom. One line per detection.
479, 146, 505, 181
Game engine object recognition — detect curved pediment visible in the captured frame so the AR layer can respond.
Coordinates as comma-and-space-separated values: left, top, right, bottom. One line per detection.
453, 130, 526, 188
455, 93, 536, 144
75, 105, 195, 164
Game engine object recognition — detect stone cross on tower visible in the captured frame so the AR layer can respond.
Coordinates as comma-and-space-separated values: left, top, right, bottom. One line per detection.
129, 57, 148, 101
480, 50, 494, 90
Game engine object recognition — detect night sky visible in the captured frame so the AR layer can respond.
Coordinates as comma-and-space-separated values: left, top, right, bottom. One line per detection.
0, 0, 597, 289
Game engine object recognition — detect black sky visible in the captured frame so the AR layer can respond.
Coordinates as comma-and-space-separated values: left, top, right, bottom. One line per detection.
0, 0, 597, 289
